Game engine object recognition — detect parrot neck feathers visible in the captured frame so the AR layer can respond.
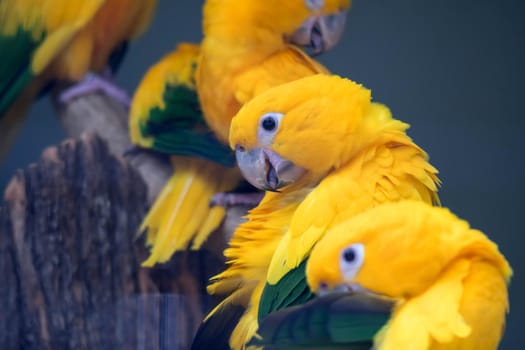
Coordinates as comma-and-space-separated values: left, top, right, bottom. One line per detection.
337, 106, 414, 171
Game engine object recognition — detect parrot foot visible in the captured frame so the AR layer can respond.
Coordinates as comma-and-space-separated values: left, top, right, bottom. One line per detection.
210, 192, 264, 208
58, 71, 131, 108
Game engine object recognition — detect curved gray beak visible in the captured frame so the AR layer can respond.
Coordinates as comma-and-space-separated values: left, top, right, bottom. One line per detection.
317, 282, 371, 297
235, 146, 305, 192
317, 282, 396, 307
288, 10, 348, 55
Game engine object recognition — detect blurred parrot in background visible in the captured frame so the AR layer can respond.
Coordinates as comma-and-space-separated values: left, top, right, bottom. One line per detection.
129, 43, 238, 250
130, 0, 351, 267
195, 74, 440, 349
303, 200, 511, 350
0, 0, 158, 162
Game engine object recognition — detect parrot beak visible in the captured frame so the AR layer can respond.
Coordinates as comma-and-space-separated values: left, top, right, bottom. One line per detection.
317, 281, 364, 297
288, 10, 348, 55
235, 146, 306, 192
316, 281, 395, 304
316, 281, 397, 311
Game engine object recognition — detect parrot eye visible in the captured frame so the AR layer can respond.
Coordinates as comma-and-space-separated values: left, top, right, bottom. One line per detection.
262, 117, 276, 131
258, 112, 284, 145
339, 243, 364, 280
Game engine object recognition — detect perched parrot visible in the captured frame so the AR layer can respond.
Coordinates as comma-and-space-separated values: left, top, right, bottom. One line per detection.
304, 200, 512, 350
131, 0, 351, 266
0, 0, 157, 162
129, 43, 238, 249
195, 74, 440, 349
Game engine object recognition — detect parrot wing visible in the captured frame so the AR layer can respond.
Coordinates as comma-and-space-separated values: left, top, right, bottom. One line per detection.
0, 28, 42, 115
0, 0, 105, 116
253, 292, 392, 350
376, 259, 472, 350
0, 0, 105, 162
129, 43, 235, 166
259, 261, 315, 322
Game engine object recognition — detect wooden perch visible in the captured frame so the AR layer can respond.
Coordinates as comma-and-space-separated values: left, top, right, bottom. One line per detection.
53, 92, 172, 204
0, 91, 240, 349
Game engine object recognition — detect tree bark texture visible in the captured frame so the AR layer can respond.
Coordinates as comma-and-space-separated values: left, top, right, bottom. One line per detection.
0, 133, 226, 349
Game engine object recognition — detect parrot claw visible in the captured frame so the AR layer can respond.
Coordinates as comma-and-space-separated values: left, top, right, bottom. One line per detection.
58, 71, 131, 108
210, 192, 264, 208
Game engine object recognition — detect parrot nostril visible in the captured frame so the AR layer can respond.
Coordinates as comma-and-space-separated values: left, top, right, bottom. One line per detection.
319, 281, 328, 290
236, 145, 246, 152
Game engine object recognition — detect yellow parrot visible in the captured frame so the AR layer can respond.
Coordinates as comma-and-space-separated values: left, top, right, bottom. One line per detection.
196, 74, 440, 349
305, 200, 512, 350
0, 0, 157, 162
131, 0, 351, 266
129, 43, 238, 249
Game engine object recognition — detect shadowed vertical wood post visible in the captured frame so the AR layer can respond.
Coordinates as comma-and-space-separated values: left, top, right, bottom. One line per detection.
0, 130, 229, 349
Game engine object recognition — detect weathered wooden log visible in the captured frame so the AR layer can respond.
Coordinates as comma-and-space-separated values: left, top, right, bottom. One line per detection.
0, 133, 227, 349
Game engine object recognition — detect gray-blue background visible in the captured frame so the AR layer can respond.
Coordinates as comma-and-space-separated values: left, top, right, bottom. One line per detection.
1, 0, 523, 347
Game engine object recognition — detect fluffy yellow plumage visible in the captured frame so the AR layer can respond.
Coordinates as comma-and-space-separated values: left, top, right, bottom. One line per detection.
205, 74, 439, 348
134, 0, 351, 266
307, 200, 512, 350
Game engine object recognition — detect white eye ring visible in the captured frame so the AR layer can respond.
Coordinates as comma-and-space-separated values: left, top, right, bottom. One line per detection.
339, 243, 365, 280
258, 112, 284, 146
305, 0, 324, 10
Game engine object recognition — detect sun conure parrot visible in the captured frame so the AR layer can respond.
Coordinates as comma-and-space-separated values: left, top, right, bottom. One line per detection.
131, 0, 351, 267
304, 200, 511, 350
195, 74, 440, 349
0, 0, 157, 162
129, 43, 238, 250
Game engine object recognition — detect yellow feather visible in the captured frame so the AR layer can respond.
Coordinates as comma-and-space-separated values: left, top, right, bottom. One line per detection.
379, 259, 472, 350
141, 157, 239, 266
192, 205, 225, 250
31, 26, 86, 75
207, 186, 312, 347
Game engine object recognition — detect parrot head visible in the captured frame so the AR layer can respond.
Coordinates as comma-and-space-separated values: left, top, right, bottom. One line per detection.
284, 0, 351, 55
204, 0, 351, 55
306, 201, 481, 300
229, 74, 372, 192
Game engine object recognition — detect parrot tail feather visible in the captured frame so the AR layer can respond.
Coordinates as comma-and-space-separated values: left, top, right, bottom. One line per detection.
141, 156, 239, 266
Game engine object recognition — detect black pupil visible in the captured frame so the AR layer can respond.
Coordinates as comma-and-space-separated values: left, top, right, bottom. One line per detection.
343, 248, 356, 263
262, 117, 276, 131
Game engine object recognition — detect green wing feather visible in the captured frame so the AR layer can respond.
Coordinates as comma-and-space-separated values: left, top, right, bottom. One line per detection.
259, 260, 315, 321
257, 262, 392, 349
0, 27, 43, 116
253, 292, 392, 350
130, 44, 235, 167
137, 83, 235, 167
